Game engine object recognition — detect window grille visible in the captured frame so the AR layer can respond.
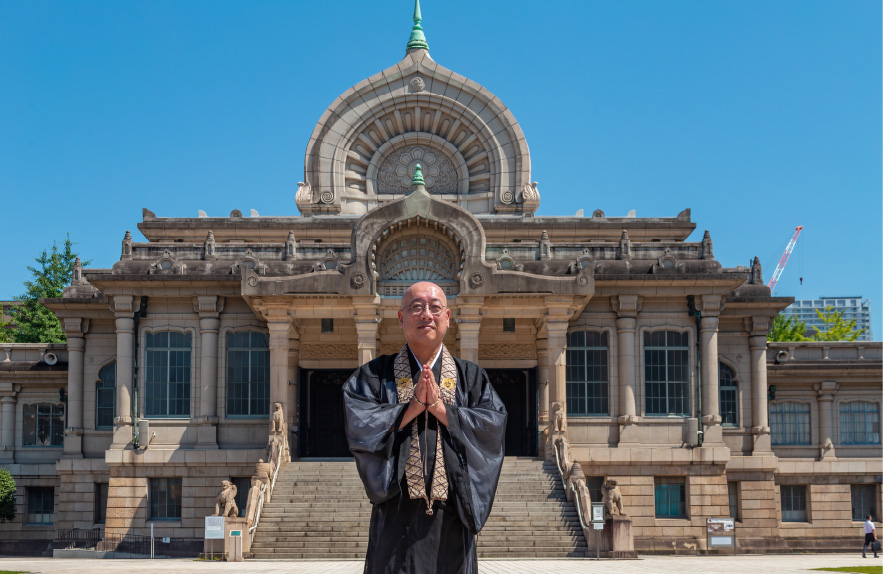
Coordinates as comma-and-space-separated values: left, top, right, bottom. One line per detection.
226, 332, 270, 417
654, 476, 686, 518
839, 402, 880, 445
149, 477, 182, 520
26, 487, 54, 525
145, 332, 191, 418
96, 362, 116, 429
770, 402, 811, 445
851, 484, 878, 522
719, 363, 738, 427
727, 481, 740, 521
566, 330, 609, 415
780, 485, 807, 522
22, 403, 64, 447
644, 331, 690, 416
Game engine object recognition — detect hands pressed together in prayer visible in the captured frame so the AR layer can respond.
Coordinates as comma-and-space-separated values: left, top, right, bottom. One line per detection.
399, 364, 449, 429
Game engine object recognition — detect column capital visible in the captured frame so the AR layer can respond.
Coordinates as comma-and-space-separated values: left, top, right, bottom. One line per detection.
193, 295, 225, 318
744, 316, 771, 337
814, 380, 839, 399
111, 295, 140, 317
63, 318, 90, 337
693, 294, 722, 316
699, 315, 720, 331
748, 334, 768, 350
611, 295, 642, 317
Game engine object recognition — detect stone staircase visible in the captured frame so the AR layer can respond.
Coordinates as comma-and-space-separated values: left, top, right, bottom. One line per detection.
249, 457, 587, 560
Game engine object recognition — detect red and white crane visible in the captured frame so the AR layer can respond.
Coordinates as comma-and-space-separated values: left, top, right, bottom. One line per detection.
767, 225, 803, 293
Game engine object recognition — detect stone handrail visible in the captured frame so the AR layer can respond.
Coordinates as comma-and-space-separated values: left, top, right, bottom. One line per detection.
247, 428, 290, 546
552, 435, 592, 546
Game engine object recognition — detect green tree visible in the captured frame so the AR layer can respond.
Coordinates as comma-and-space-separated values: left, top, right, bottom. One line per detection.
810, 306, 867, 342
768, 313, 808, 342
0, 468, 16, 523
4, 235, 87, 343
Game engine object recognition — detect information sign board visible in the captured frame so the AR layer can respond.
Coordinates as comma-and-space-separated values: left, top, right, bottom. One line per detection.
590, 502, 605, 523
205, 516, 225, 540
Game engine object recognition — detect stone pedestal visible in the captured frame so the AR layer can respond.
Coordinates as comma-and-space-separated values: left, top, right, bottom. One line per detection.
602, 516, 637, 559
203, 517, 252, 559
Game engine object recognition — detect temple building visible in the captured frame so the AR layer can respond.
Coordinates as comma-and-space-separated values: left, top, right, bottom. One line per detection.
0, 2, 879, 557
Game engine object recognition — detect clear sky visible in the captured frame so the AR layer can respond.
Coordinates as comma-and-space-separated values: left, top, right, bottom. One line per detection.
1, 1, 881, 338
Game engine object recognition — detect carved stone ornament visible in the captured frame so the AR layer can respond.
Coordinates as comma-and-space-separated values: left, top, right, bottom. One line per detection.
214, 480, 238, 518
602, 479, 624, 517
350, 271, 367, 290
469, 272, 484, 288
479, 344, 536, 360
409, 76, 426, 92
377, 146, 458, 194
577, 274, 590, 286
313, 249, 340, 272
270, 402, 286, 434
148, 249, 184, 274
295, 181, 313, 205
193, 296, 224, 316
231, 249, 265, 275
320, 191, 334, 204
652, 248, 684, 273
300, 344, 358, 359
551, 402, 566, 433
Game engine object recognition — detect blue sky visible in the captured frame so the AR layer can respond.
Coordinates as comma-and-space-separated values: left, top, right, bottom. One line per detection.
1, 1, 881, 338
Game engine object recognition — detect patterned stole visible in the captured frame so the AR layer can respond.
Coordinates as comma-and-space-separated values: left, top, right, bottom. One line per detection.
394, 344, 457, 515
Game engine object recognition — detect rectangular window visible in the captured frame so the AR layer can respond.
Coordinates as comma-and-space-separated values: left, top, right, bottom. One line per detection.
839, 402, 881, 445
780, 485, 807, 522
566, 331, 609, 416
145, 332, 192, 418
94, 483, 108, 524
585, 476, 605, 510
502, 318, 515, 333
149, 477, 182, 520
770, 402, 811, 445
644, 331, 690, 416
852, 484, 878, 522
719, 363, 738, 427
654, 477, 686, 518
727, 481, 740, 521
26, 487, 54, 525
96, 362, 116, 429
321, 319, 334, 334
226, 332, 270, 417
22, 403, 65, 446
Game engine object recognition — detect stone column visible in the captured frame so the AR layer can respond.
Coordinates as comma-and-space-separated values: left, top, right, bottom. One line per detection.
697, 295, 723, 444
815, 381, 839, 459
547, 322, 569, 415
354, 296, 380, 365
287, 338, 300, 457
746, 317, 772, 453
195, 296, 223, 449
612, 296, 641, 444
456, 297, 484, 364
266, 311, 292, 413
536, 337, 550, 459
0, 389, 17, 463
63, 318, 88, 457
111, 296, 137, 449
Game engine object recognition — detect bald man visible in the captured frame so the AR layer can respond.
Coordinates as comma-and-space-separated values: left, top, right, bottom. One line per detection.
343, 281, 507, 574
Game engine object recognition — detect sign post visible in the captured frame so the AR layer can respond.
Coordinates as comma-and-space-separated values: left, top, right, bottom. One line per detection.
590, 502, 605, 560
204, 516, 225, 561
706, 517, 736, 555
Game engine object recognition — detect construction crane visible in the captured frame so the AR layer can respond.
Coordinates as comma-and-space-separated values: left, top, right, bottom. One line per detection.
767, 225, 804, 293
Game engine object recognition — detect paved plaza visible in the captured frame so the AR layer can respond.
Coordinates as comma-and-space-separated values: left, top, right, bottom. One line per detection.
0, 555, 880, 574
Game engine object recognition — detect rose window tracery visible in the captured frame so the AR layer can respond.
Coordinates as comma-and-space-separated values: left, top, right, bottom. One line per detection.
376, 230, 460, 297
377, 146, 458, 194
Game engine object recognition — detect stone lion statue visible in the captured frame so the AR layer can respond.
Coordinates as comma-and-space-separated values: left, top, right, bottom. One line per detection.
270, 402, 286, 434
214, 480, 239, 518
551, 402, 566, 434
602, 479, 623, 517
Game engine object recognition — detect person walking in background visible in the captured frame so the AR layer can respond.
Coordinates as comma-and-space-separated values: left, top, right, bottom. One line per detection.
863, 514, 878, 558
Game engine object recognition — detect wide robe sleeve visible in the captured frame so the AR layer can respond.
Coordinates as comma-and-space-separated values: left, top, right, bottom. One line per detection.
444, 359, 508, 534
343, 356, 407, 504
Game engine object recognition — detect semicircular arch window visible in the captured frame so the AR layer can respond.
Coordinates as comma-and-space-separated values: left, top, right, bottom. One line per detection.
377, 231, 460, 297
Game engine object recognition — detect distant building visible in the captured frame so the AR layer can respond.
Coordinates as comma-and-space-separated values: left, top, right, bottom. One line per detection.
782, 296, 873, 341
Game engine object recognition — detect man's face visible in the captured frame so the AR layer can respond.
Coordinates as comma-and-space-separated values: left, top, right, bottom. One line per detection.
398, 282, 450, 351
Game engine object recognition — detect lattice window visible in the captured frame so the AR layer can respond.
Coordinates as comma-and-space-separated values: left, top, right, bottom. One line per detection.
644, 331, 690, 416
145, 332, 191, 418
26, 487, 54, 525
226, 332, 270, 417
22, 403, 64, 447
378, 233, 459, 296
780, 485, 807, 522
566, 330, 609, 416
770, 402, 811, 445
719, 363, 738, 427
149, 477, 182, 520
852, 484, 878, 522
96, 362, 116, 429
839, 401, 880, 445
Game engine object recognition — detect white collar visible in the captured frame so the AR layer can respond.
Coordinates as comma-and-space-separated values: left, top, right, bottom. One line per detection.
409, 345, 443, 370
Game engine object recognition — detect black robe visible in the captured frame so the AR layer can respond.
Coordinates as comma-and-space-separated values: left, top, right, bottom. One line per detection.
343, 349, 507, 574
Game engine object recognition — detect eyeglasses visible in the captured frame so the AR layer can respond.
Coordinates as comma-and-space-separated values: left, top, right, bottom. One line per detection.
404, 302, 447, 316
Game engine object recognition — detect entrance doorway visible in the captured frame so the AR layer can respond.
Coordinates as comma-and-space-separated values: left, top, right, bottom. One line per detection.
486, 369, 537, 457
299, 369, 353, 458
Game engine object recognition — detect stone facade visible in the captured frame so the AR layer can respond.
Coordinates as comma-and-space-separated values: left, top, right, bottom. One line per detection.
0, 13, 880, 557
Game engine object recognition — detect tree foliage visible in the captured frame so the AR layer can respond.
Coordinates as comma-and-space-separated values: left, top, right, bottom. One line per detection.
810, 306, 867, 342
768, 314, 808, 342
0, 468, 16, 523
1, 235, 87, 344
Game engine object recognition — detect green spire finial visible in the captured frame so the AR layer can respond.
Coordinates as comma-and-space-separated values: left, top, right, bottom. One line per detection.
412, 164, 425, 187
405, 0, 429, 53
